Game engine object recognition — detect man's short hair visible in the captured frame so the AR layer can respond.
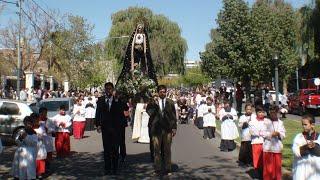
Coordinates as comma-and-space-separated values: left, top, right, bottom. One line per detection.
39, 107, 48, 114
104, 82, 114, 88
59, 105, 66, 110
157, 85, 167, 92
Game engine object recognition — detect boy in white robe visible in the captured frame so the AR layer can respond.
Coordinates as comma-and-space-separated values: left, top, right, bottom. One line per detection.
219, 100, 239, 151
32, 113, 47, 178
292, 114, 320, 180
203, 97, 216, 139
262, 105, 285, 180
249, 105, 267, 178
238, 103, 255, 166
11, 116, 38, 180
39, 107, 54, 170
52, 105, 72, 158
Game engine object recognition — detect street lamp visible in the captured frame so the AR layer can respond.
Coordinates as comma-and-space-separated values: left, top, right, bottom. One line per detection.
273, 53, 279, 106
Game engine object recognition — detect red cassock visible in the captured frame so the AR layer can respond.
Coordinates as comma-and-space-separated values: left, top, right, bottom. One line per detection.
73, 121, 86, 139
36, 159, 46, 175
55, 132, 70, 157
252, 144, 263, 169
263, 152, 282, 180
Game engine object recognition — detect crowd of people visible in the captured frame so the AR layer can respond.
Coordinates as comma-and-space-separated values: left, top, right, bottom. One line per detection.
0, 83, 319, 179
0, 87, 101, 179
168, 85, 319, 180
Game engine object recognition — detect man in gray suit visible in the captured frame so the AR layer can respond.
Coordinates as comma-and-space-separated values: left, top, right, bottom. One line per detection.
147, 85, 177, 176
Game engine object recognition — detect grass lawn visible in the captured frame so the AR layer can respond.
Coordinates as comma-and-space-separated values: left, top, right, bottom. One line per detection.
215, 118, 318, 171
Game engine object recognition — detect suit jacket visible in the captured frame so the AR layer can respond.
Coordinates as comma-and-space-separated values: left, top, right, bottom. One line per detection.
146, 98, 177, 136
95, 95, 126, 133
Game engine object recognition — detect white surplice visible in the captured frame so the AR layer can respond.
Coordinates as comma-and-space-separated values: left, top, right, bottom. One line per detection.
292, 133, 320, 180
34, 124, 48, 160
132, 103, 150, 143
203, 104, 216, 127
219, 108, 239, 140
11, 134, 38, 179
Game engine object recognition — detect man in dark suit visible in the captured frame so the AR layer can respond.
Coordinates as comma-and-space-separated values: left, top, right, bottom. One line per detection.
95, 82, 126, 175
146, 85, 177, 176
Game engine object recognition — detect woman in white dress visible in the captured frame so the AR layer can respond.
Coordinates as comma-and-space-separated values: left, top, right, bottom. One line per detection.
292, 114, 320, 180
11, 116, 38, 180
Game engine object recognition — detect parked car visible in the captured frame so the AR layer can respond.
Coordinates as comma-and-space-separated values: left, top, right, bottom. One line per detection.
288, 89, 320, 115
0, 100, 33, 141
38, 98, 74, 118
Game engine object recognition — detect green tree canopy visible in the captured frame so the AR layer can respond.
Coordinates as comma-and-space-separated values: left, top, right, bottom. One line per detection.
201, 0, 299, 86
105, 7, 188, 76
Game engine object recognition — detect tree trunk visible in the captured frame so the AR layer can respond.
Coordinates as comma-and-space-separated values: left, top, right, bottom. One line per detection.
282, 78, 288, 95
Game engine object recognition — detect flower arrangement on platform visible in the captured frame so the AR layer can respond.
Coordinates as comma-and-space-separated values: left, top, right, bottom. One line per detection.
117, 69, 157, 99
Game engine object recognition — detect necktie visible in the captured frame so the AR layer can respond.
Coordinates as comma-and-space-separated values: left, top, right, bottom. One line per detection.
106, 99, 110, 112
162, 99, 165, 112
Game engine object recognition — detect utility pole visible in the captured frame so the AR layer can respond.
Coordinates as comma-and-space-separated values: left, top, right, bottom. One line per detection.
16, 0, 22, 100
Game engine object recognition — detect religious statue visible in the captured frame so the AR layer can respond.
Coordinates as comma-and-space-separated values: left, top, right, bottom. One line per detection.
116, 23, 158, 100
116, 22, 159, 144
132, 24, 147, 74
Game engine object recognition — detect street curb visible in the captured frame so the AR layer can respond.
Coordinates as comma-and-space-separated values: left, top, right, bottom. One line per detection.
213, 128, 292, 179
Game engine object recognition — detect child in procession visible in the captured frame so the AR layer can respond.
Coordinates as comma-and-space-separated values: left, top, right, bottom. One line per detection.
202, 97, 216, 139
219, 100, 239, 152
39, 107, 54, 170
52, 105, 72, 158
263, 105, 286, 180
292, 114, 320, 180
238, 103, 255, 166
249, 105, 267, 178
73, 98, 86, 139
32, 113, 48, 178
11, 116, 38, 180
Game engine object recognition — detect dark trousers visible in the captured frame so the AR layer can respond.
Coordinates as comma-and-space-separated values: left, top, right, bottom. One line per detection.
85, 118, 95, 131
119, 126, 126, 160
203, 127, 215, 139
238, 141, 253, 165
148, 126, 154, 161
236, 99, 242, 115
102, 129, 119, 172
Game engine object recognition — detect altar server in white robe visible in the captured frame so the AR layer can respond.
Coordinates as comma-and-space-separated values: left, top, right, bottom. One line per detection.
11, 116, 38, 180
219, 100, 239, 151
203, 97, 216, 139
292, 114, 320, 180
238, 103, 255, 166
33, 114, 47, 177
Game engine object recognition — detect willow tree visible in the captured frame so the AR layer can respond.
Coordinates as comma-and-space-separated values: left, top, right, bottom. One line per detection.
105, 7, 187, 76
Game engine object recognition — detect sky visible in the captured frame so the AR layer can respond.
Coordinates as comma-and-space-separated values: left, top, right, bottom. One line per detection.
0, 0, 310, 60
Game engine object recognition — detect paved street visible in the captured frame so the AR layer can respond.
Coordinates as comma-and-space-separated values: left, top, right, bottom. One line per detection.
1, 123, 255, 179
